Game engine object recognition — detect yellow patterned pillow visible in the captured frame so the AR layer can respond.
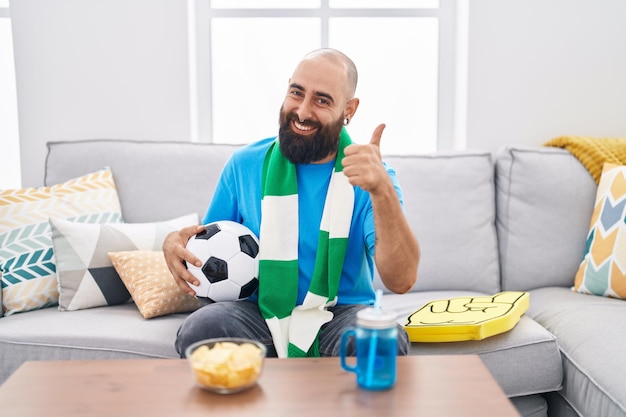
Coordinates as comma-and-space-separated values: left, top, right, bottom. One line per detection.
0, 168, 122, 315
108, 250, 207, 319
574, 163, 626, 299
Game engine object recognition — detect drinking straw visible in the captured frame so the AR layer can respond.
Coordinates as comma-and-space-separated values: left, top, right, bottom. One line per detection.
366, 289, 383, 387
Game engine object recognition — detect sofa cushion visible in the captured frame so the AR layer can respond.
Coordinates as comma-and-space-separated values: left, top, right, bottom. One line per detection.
574, 163, 626, 299
381, 152, 499, 294
527, 287, 626, 417
495, 147, 597, 290
50, 213, 198, 311
45, 140, 240, 223
0, 168, 122, 316
109, 250, 207, 319
510, 395, 548, 417
0, 303, 187, 385
382, 290, 563, 398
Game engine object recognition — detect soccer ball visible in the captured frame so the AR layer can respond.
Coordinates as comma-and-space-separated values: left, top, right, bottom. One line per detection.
185, 220, 260, 302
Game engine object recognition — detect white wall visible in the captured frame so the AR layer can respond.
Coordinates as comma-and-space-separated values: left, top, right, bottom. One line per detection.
466, 0, 626, 151
11, 0, 190, 187
10, 0, 626, 187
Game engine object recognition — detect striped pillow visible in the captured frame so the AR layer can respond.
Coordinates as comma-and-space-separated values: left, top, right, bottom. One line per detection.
0, 168, 122, 315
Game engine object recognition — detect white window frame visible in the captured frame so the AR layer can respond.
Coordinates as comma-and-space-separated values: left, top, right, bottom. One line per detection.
188, 0, 468, 151
0, 4, 22, 189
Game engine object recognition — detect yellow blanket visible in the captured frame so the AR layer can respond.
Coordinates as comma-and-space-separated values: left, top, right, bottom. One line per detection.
544, 136, 626, 184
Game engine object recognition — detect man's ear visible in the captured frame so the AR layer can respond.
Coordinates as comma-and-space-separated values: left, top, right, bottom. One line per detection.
345, 98, 360, 121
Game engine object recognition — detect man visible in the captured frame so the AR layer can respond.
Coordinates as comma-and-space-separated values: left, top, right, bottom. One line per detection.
163, 48, 419, 358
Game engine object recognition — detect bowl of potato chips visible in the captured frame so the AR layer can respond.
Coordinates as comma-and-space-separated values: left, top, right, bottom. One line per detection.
185, 337, 266, 394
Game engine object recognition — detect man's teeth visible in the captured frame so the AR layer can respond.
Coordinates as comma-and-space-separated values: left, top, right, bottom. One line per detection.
295, 121, 314, 131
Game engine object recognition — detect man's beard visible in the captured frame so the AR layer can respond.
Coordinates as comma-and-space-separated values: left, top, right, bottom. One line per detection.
278, 108, 344, 164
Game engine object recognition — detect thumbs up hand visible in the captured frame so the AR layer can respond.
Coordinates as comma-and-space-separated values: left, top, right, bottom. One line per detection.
342, 124, 391, 194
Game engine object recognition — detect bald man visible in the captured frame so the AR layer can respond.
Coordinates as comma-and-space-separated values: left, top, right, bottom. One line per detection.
163, 48, 419, 358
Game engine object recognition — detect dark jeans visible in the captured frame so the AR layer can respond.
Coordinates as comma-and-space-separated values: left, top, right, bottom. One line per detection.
175, 299, 409, 358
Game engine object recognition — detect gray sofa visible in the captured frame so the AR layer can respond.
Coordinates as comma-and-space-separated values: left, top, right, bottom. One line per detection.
1, 139, 625, 417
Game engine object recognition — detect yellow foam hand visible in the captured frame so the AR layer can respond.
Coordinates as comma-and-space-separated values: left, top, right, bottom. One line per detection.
404, 291, 529, 342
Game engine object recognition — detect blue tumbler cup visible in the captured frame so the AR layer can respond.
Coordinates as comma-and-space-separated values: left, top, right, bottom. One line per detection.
340, 307, 398, 390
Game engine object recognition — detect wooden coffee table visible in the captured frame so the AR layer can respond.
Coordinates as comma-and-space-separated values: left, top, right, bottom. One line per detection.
0, 355, 520, 416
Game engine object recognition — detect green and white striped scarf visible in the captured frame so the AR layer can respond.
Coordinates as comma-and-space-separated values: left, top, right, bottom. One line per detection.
258, 127, 354, 358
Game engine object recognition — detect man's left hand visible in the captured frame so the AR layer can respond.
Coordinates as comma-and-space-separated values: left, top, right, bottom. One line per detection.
342, 123, 390, 193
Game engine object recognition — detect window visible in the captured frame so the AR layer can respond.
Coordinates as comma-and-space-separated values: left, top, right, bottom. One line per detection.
0, 2, 21, 189
2, 1, 466, 188
190, 0, 466, 155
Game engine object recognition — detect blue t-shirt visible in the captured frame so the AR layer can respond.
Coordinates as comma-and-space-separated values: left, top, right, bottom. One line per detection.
202, 137, 404, 306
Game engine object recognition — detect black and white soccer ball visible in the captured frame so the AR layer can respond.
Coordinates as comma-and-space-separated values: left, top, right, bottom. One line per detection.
185, 220, 260, 302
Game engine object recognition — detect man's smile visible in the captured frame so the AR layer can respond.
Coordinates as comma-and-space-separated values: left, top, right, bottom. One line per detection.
292, 120, 317, 135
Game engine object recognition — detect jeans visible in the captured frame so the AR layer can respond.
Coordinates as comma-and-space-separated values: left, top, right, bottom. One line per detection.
175, 299, 409, 358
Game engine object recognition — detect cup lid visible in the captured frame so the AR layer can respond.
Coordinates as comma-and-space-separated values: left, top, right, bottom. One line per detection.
357, 307, 397, 329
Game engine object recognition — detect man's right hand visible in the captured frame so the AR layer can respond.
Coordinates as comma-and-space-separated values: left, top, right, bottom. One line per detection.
162, 225, 205, 296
